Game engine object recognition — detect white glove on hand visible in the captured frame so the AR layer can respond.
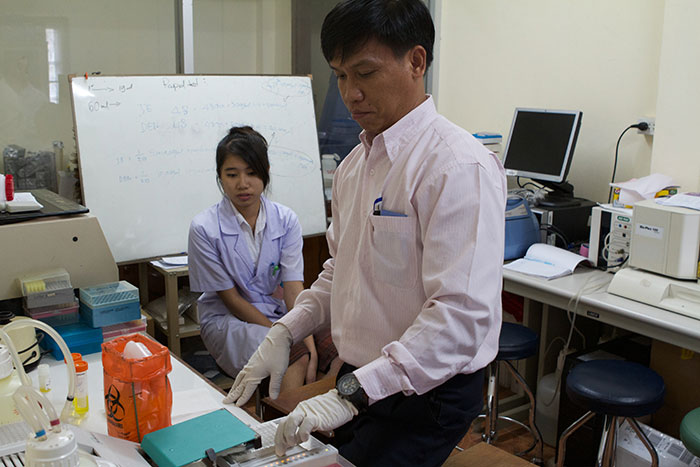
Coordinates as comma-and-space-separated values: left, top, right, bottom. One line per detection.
223, 324, 293, 406
274, 389, 358, 457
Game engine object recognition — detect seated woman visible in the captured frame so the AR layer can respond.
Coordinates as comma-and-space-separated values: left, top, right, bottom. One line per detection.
188, 126, 336, 391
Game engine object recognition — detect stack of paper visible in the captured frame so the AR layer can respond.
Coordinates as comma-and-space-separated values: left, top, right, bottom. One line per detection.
504, 243, 589, 280
656, 192, 700, 211
151, 255, 188, 270
611, 173, 675, 207
5, 192, 43, 213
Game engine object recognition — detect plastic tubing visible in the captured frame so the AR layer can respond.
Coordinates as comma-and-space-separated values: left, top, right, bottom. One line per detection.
1, 319, 76, 423
0, 328, 32, 386
13, 386, 50, 439
20, 385, 61, 433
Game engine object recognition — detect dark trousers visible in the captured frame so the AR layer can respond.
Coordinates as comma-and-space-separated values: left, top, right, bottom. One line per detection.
333, 364, 485, 467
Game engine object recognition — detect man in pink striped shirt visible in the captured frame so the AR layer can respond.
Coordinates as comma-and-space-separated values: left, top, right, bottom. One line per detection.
225, 0, 507, 464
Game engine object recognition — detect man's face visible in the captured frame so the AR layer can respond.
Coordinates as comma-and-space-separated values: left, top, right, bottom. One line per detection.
330, 39, 425, 135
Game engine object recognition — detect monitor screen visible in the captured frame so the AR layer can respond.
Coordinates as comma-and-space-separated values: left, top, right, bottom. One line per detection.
502, 108, 582, 184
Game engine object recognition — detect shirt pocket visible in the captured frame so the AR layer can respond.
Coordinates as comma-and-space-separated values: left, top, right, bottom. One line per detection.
368, 214, 418, 289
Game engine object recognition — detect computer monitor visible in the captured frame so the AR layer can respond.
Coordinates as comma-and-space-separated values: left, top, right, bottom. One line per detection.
502, 108, 583, 207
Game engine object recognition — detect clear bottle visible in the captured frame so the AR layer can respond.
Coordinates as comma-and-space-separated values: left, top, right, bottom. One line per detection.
38, 363, 51, 393
0, 344, 23, 425
73, 358, 89, 415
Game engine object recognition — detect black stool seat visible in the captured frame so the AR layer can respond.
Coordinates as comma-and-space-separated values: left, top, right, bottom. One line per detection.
566, 360, 665, 417
497, 322, 539, 361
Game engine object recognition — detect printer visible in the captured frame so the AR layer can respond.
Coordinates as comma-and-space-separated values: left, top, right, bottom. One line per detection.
608, 198, 700, 319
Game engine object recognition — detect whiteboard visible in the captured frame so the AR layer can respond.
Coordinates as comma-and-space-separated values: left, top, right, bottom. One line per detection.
70, 75, 327, 263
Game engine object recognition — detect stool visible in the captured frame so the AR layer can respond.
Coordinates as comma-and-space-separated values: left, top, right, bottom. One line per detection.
556, 360, 665, 467
479, 322, 543, 463
680, 407, 700, 457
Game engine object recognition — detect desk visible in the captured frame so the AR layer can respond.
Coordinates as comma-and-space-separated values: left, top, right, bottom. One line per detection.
503, 266, 700, 379
0, 189, 88, 225
38, 346, 257, 436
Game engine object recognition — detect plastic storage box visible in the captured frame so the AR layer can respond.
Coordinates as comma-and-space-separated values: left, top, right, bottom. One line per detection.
102, 317, 147, 341
79, 281, 141, 328
19, 269, 74, 309
40, 322, 104, 360
25, 298, 79, 328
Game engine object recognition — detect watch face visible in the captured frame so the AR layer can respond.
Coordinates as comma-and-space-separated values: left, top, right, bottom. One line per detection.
337, 373, 361, 396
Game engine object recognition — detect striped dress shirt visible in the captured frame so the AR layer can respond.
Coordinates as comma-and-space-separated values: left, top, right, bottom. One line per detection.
279, 96, 507, 402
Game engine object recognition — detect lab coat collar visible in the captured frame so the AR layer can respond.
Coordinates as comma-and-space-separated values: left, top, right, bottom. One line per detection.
218, 197, 242, 235
261, 196, 285, 240
217, 195, 285, 240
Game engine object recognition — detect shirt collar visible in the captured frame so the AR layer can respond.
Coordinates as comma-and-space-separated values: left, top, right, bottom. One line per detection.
359, 95, 437, 163
228, 196, 266, 235
219, 195, 267, 235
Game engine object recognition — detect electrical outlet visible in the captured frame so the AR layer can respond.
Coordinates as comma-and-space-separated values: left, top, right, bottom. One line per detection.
637, 117, 655, 135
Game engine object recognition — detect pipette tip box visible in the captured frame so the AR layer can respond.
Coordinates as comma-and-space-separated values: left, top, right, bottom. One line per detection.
40, 322, 104, 360
79, 281, 141, 328
25, 298, 79, 327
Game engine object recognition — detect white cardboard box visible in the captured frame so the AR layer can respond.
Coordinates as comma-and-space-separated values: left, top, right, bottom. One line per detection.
616, 420, 700, 467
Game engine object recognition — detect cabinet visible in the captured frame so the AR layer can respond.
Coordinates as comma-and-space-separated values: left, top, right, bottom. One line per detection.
139, 262, 199, 357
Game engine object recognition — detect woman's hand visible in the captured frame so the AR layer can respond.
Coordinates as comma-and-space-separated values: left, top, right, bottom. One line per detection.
303, 335, 318, 384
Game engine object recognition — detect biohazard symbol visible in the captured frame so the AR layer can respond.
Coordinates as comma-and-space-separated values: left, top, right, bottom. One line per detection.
105, 384, 125, 421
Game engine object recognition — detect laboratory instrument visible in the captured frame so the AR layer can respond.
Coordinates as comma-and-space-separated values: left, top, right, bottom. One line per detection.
504, 196, 540, 260
608, 199, 700, 317
588, 204, 633, 271
628, 198, 700, 280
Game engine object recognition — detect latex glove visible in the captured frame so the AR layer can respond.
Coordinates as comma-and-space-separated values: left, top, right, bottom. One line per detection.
223, 324, 293, 406
274, 389, 358, 456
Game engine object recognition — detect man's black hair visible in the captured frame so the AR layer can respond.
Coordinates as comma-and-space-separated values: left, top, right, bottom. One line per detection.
321, 0, 435, 68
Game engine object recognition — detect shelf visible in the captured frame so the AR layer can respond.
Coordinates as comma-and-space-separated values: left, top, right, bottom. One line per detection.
150, 312, 200, 338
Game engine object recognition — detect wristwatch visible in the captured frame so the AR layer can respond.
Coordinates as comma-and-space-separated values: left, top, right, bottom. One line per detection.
336, 372, 369, 411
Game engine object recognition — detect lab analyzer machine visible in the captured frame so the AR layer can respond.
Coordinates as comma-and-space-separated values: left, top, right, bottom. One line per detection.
608, 198, 700, 319
588, 205, 633, 272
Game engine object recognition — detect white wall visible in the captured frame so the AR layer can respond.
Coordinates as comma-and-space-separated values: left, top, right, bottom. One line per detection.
435, 0, 664, 202
194, 0, 291, 75
650, 0, 700, 192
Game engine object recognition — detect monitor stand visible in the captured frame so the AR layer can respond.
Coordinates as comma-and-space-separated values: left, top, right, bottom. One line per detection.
535, 180, 581, 208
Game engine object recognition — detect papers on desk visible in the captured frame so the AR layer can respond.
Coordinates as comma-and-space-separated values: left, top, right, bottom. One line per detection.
656, 192, 700, 211
4, 192, 43, 213
151, 255, 188, 270
610, 173, 675, 207
504, 243, 590, 280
